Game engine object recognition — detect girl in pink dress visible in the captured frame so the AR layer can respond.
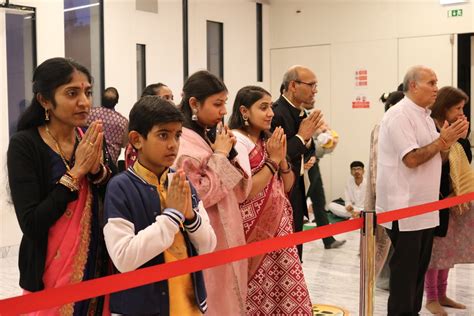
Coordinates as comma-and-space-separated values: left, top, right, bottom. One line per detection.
173, 71, 251, 316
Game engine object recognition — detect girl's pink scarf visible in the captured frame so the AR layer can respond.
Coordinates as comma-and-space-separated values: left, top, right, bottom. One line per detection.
173, 127, 250, 316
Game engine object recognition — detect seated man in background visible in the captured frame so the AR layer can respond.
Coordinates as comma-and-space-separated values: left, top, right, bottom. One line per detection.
328, 161, 366, 218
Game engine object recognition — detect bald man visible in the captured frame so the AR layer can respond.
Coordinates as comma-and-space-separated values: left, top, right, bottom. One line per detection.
271, 65, 344, 259
376, 65, 468, 315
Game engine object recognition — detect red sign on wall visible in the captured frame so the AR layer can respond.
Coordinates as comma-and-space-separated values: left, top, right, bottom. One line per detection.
355, 69, 368, 86
353, 69, 369, 108
352, 95, 370, 109
352, 101, 370, 108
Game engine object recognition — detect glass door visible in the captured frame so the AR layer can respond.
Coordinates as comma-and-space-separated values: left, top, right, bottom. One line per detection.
0, 3, 36, 256
0, 4, 36, 137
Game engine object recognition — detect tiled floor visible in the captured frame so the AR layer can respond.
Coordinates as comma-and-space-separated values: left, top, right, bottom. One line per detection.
0, 229, 473, 315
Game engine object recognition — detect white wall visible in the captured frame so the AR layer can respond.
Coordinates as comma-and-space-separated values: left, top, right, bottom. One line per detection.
103, 0, 272, 120
269, 0, 474, 201
103, 0, 183, 116
329, 39, 398, 199
104, 0, 270, 124
398, 35, 455, 87
188, 0, 270, 116
0, 1, 65, 249
270, 0, 473, 46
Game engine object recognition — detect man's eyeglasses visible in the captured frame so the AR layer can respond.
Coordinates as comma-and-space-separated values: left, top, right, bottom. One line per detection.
295, 80, 317, 90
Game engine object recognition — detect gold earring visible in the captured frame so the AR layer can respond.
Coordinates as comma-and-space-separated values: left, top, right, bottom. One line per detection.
243, 115, 249, 126
45, 109, 50, 121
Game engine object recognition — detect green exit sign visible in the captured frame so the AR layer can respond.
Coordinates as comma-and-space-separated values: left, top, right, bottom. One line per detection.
448, 9, 463, 17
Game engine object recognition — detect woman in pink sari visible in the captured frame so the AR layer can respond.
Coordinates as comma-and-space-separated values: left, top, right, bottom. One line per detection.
173, 71, 251, 316
7, 58, 114, 315
229, 86, 312, 315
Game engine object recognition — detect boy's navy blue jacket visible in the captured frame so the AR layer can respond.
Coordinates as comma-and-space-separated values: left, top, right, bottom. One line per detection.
103, 167, 216, 315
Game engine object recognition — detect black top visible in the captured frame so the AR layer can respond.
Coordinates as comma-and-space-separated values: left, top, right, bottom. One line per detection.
271, 96, 316, 224
7, 127, 115, 291
271, 95, 315, 175
436, 137, 472, 237
8, 128, 79, 291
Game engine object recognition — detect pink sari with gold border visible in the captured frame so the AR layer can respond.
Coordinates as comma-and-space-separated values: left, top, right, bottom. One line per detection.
24, 129, 110, 316
238, 136, 312, 316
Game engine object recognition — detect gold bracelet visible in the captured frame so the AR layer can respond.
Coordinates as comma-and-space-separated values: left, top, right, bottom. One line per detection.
59, 174, 80, 192
66, 171, 80, 188
65, 172, 80, 188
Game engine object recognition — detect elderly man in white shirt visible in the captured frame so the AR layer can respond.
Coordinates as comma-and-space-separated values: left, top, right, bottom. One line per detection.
375, 65, 468, 316
328, 161, 366, 218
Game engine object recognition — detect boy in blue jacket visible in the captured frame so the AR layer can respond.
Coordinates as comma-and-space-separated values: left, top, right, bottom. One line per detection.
104, 96, 216, 315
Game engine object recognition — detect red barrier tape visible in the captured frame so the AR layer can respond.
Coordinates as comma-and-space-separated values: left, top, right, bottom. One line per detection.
377, 192, 474, 224
1, 192, 473, 315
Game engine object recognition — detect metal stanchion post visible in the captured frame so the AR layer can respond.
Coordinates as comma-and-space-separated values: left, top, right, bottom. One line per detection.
359, 210, 376, 316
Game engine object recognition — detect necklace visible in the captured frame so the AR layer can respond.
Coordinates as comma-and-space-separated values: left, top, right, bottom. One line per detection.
248, 134, 262, 149
241, 129, 259, 146
45, 124, 74, 172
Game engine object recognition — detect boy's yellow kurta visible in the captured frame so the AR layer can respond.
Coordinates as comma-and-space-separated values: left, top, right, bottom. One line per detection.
133, 162, 201, 316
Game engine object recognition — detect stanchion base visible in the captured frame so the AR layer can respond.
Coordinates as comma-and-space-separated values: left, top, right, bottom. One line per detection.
312, 304, 349, 315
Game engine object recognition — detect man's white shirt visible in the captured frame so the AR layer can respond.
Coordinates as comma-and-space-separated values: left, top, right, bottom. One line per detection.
345, 177, 366, 210
375, 96, 441, 231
